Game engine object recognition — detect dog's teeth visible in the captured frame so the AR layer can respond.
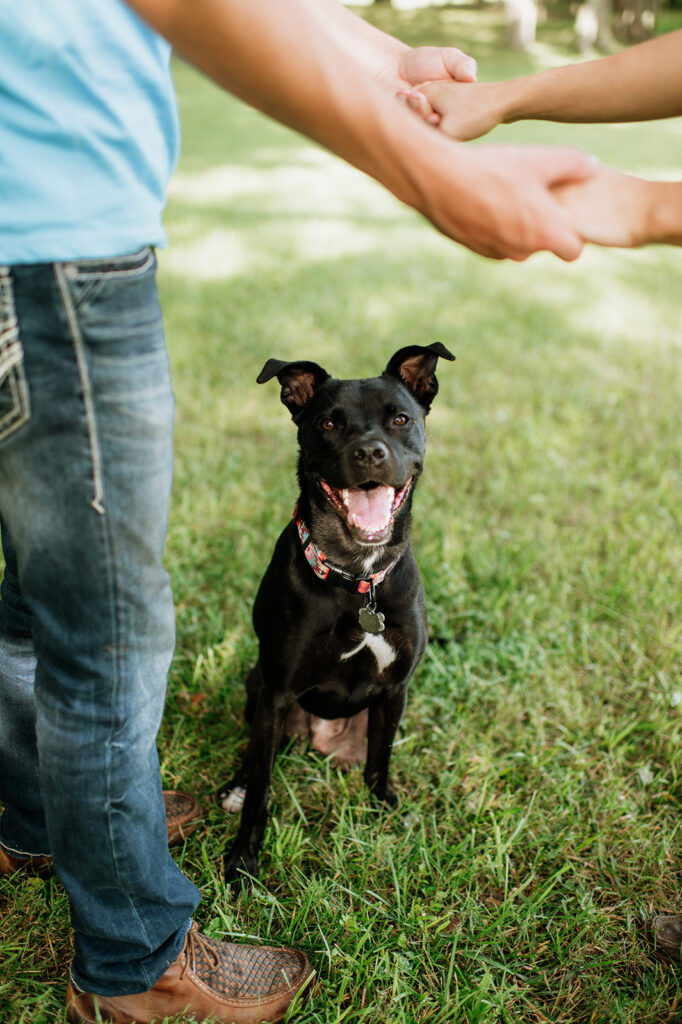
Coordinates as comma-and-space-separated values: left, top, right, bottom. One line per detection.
342, 489, 350, 506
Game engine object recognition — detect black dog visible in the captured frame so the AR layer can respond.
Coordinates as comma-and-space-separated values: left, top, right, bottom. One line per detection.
218, 342, 455, 887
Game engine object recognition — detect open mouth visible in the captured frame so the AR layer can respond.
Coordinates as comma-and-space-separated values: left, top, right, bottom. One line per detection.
319, 478, 412, 542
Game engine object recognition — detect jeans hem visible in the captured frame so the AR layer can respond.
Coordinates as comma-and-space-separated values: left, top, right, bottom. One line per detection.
0, 837, 52, 859
68, 917, 192, 997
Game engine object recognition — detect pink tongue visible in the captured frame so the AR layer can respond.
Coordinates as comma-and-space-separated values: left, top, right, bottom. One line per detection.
346, 486, 393, 531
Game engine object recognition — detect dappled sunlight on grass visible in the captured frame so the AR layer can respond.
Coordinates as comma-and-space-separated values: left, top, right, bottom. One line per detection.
162, 220, 383, 280
161, 210, 467, 281
162, 228, 251, 280
164, 142, 471, 280
481, 117, 682, 170
480, 246, 682, 347
168, 146, 397, 213
164, 148, 678, 360
560, 249, 682, 341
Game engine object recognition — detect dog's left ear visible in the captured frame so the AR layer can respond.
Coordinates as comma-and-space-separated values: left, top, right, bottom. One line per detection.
383, 342, 455, 411
257, 358, 330, 421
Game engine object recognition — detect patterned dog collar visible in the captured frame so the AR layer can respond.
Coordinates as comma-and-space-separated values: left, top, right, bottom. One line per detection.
293, 507, 395, 594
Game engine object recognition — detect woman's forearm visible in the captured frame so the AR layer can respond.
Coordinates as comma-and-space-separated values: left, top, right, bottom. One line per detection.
554, 170, 682, 247
502, 30, 682, 124
648, 181, 682, 244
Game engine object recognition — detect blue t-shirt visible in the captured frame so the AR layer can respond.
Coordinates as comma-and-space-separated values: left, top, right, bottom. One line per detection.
0, 0, 179, 264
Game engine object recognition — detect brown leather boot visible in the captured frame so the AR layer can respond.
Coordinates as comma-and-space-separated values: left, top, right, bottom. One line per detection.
0, 844, 53, 878
0, 790, 203, 879
647, 913, 682, 966
163, 790, 202, 846
65, 922, 315, 1023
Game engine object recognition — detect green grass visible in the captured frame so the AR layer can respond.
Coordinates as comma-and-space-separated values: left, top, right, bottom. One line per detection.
3, 7, 682, 1023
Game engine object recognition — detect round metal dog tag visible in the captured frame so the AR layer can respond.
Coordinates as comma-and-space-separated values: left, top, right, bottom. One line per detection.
359, 606, 385, 634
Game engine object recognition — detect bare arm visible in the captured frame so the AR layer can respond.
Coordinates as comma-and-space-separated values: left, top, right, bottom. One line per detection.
496, 30, 682, 125
125, 0, 470, 219
416, 30, 682, 141
412, 29, 682, 249
556, 170, 682, 247
296, 0, 477, 91
125, 0, 596, 261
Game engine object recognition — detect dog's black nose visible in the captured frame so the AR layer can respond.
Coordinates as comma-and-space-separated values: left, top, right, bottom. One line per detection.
353, 441, 388, 465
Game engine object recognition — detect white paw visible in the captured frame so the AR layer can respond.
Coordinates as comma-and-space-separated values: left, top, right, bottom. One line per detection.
221, 786, 246, 814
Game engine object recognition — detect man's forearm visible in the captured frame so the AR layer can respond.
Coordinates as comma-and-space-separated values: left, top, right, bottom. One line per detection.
125, 0, 594, 261
127, 0, 432, 208
298, 0, 408, 80
501, 30, 682, 124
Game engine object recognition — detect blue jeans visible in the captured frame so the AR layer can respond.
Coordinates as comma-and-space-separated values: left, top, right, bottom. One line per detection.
0, 250, 200, 994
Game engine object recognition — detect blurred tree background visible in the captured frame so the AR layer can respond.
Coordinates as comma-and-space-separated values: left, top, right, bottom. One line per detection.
357, 0, 681, 55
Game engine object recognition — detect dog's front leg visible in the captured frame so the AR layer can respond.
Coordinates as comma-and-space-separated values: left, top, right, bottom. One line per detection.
223, 695, 288, 890
364, 685, 407, 807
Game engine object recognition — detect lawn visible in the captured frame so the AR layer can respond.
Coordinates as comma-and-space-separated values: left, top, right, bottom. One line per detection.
3, 7, 682, 1023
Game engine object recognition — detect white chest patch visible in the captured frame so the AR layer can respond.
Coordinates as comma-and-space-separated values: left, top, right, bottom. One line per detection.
340, 633, 397, 674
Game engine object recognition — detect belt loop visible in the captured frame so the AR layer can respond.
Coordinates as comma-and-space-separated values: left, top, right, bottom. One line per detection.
60, 259, 77, 281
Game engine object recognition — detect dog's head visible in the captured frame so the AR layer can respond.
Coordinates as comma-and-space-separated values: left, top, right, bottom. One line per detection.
258, 343, 455, 548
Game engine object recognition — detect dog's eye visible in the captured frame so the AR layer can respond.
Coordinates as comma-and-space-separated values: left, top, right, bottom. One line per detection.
321, 418, 336, 431
393, 414, 409, 427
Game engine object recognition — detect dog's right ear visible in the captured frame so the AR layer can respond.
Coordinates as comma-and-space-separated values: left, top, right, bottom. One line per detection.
257, 359, 330, 421
383, 342, 455, 411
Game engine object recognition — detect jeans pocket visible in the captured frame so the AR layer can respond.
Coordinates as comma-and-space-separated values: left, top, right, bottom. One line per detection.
0, 270, 30, 445
64, 247, 156, 311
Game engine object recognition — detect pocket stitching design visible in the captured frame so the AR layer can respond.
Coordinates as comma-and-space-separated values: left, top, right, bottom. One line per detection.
0, 275, 30, 444
65, 247, 155, 282
0, 366, 29, 435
